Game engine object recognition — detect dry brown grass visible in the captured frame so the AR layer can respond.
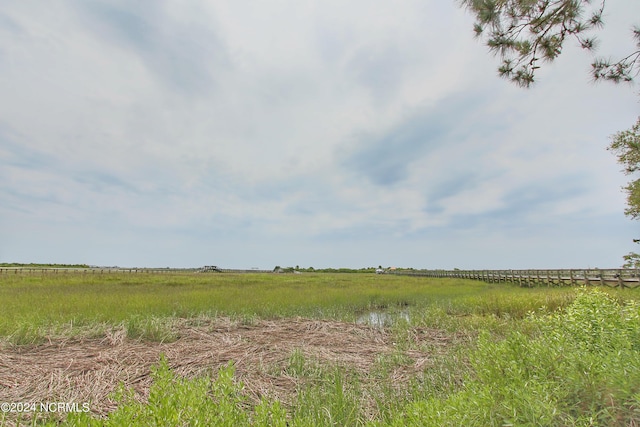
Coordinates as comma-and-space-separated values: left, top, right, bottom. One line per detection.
0, 317, 456, 422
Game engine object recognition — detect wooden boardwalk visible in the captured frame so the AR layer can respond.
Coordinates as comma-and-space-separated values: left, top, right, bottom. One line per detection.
0, 267, 272, 275
392, 269, 640, 289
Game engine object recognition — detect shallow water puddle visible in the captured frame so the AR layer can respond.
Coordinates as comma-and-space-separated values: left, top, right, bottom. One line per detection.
356, 311, 410, 328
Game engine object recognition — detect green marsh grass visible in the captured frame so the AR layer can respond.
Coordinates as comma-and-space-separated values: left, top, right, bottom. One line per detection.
0, 272, 604, 343
50, 288, 640, 426
3, 273, 640, 426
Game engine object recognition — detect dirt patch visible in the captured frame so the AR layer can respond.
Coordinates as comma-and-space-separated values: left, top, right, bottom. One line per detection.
0, 318, 454, 419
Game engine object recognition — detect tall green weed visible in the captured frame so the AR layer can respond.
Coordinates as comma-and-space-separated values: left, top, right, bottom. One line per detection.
387, 288, 640, 426
61, 357, 288, 427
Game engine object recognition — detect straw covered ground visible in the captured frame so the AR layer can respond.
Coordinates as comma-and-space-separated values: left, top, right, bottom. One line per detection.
0, 317, 456, 420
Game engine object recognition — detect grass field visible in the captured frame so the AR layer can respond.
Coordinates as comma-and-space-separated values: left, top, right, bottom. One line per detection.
1, 272, 639, 426
0, 272, 585, 343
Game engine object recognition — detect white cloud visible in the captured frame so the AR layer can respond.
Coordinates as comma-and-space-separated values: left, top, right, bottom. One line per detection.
0, 0, 638, 268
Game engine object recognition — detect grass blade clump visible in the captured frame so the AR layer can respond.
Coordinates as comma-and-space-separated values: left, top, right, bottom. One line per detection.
387, 288, 640, 426
62, 357, 267, 426
292, 367, 362, 427
124, 316, 178, 343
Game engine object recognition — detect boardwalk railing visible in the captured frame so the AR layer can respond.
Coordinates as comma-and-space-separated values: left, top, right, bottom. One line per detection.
2, 267, 638, 288
391, 269, 640, 289
0, 267, 273, 275
0, 267, 199, 274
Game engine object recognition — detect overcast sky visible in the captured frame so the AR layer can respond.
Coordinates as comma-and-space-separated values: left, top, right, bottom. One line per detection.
1, 1, 639, 269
